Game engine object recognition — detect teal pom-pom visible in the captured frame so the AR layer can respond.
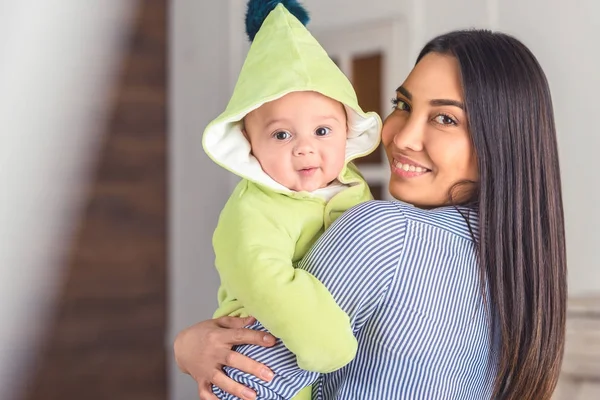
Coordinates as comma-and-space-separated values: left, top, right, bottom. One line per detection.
245, 0, 310, 42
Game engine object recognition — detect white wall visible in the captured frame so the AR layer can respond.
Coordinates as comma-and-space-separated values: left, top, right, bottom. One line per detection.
168, 1, 234, 399
301, 0, 492, 63
495, 0, 600, 295
169, 0, 600, 397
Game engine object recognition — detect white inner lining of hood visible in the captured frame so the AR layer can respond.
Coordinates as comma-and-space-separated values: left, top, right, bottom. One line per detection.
203, 105, 381, 195
312, 180, 347, 201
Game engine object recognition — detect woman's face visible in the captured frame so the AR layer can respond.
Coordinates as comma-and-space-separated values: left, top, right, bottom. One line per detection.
382, 53, 478, 208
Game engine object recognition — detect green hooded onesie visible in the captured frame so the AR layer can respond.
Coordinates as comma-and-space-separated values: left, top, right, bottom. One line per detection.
202, 1, 382, 391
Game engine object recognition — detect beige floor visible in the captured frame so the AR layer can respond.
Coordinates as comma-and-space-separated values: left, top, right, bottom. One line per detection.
554, 295, 600, 400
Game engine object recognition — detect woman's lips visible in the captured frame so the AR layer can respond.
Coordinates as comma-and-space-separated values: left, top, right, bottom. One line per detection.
392, 158, 431, 178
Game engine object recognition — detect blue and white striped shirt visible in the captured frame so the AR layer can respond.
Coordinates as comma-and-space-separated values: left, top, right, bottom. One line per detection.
214, 200, 498, 399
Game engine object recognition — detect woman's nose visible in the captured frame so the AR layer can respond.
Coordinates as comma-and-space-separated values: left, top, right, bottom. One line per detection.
392, 117, 424, 152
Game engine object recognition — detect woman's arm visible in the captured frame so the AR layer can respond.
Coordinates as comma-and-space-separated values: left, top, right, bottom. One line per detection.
173, 316, 276, 400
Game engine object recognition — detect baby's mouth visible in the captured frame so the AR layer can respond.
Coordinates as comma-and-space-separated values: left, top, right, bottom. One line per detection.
298, 167, 318, 176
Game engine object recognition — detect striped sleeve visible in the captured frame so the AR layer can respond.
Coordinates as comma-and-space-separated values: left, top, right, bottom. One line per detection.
213, 201, 407, 399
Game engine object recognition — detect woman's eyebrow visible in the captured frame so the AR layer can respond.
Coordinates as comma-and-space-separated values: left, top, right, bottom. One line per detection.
397, 85, 464, 109
430, 99, 464, 109
396, 86, 412, 100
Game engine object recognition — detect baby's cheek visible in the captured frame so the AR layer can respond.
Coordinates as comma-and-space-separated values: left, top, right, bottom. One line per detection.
262, 159, 285, 180
331, 155, 347, 178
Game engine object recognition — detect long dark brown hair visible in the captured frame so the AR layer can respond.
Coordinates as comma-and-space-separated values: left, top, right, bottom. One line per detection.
417, 30, 567, 399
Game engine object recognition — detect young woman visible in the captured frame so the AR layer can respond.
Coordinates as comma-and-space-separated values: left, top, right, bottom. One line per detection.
175, 30, 567, 400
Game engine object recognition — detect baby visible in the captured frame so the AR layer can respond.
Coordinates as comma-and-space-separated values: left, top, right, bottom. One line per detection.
201, 0, 381, 390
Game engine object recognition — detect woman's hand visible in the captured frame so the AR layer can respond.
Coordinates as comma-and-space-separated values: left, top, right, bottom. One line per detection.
173, 316, 277, 400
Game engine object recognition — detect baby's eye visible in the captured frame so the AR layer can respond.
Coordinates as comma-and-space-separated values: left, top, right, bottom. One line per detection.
315, 127, 331, 136
274, 131, 291, 140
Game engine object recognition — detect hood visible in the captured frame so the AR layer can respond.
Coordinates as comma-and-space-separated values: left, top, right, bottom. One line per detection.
202, 2, 381, 193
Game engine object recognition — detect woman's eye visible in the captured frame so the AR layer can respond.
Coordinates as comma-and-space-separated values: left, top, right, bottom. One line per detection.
392, 98, 410, 111
434, 114, 457, 125
315, 127, 331, 136
274, 131, 291, 140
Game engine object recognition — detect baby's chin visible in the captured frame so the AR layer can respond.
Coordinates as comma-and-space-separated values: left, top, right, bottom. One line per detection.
274, 169, 341, 192
294, 185, 324, 192
288, 179, 330, 193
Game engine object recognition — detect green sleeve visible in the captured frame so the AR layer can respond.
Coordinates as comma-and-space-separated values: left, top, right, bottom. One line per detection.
213, 190, 357, 373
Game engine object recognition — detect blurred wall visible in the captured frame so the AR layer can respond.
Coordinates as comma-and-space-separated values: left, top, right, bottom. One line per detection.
17, 1, 168, 399
0, 1, 137, 399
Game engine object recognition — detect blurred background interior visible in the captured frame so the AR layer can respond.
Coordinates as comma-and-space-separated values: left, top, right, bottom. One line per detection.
1, 0, 598, 399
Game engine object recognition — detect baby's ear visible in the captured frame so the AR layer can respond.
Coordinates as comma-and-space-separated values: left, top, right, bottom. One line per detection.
241, 127, 254, 156
240, 118, 249, 140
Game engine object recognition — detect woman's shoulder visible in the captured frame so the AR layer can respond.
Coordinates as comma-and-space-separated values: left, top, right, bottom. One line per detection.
396, 201, 479, 241
341, 200, 478, 242
337, 200, 407, 228
326, 200, 408, 249
335, 200, 478, 239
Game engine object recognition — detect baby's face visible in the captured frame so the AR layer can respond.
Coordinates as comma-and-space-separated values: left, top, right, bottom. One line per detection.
244, 91, 347, 192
